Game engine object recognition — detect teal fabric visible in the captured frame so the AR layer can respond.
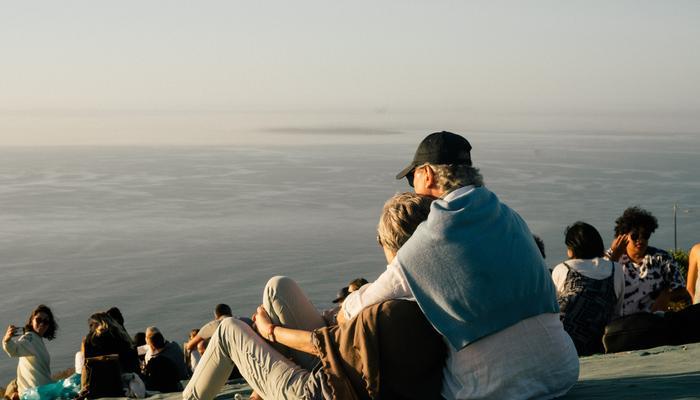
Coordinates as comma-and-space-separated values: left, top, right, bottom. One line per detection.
396, 186, 559, 350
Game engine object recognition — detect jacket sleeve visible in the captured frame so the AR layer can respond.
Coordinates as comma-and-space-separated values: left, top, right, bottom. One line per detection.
342, 259, 413, 320
2, 333, 38, 358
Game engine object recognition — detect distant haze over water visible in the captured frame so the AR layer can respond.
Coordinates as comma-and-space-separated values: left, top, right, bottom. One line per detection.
1, 131, 699, 382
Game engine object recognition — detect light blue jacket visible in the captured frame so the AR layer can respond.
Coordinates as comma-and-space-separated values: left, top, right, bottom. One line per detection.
397, 186, 558, 350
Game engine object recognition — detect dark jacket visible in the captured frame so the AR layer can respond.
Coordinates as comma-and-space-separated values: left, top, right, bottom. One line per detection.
143, 352, 183, 393
158, 341, 190, 380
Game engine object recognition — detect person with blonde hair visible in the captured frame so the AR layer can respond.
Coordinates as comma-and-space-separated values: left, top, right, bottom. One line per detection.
184, 191, 444, 400
82, 312, 139, 374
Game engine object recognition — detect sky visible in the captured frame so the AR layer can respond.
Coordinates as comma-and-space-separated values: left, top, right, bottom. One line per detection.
1, 1, 699, 145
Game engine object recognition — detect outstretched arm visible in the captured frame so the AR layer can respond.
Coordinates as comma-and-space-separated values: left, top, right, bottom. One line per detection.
184, 335, 204, 352
2, 326, 36, 357
253, 306, 318, 356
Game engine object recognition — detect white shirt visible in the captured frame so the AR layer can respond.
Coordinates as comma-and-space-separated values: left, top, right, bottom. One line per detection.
342, 258, 411, 319
551, 257, 625, 317
343, 257, 579, 400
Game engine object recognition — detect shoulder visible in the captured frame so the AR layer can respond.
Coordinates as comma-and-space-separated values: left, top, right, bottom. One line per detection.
198, 319, 220, 339
647, 247, 676, 264
551, 262, 569, 275
647, 246, 670, 257
20, 331, 40, 343
551, 263, 569, 288
691, 243, 700, 255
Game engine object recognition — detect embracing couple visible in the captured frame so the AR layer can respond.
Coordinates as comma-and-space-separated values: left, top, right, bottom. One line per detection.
184, 132, 579, 400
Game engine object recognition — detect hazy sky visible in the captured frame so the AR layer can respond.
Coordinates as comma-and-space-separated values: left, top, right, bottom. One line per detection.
1, 1, 699, 145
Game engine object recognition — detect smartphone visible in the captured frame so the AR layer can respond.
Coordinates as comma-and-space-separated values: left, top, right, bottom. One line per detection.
12, 327, 25, 337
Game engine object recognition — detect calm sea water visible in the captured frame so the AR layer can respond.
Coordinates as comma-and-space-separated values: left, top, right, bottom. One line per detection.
1, 131, 699, 383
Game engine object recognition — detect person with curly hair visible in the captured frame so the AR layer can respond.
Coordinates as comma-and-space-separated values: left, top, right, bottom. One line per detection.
2, 305, 58, 398
608, 206, 690, 314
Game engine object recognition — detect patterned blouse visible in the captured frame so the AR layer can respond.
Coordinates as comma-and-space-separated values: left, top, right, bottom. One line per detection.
615, 246, 685, 315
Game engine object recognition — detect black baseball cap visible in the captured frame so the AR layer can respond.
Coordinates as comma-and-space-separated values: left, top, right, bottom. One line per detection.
395, 131, 472, 180
332, 286, 350, 303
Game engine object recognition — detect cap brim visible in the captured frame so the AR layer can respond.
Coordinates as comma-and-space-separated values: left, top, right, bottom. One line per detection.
395, 162, 417, 180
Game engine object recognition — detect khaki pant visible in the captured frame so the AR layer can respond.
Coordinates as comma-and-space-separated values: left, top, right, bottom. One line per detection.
183, 276, 326, 400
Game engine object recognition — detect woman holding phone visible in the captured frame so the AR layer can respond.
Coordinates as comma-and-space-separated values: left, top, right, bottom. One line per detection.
3, 305, 58, 398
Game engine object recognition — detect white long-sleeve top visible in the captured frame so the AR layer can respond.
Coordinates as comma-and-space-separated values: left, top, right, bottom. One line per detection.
3, 331, 52, 394
342, 258, 579, 400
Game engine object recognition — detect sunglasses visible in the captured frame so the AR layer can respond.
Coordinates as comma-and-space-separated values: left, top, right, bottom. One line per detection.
630, 231, 651, 241
406, 165, 426, 188
34, 317, 50, 325
406, 170, 415, 187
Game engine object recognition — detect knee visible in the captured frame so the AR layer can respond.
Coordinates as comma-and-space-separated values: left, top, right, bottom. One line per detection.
265, 275, 294, 293
218, 317, 247, 336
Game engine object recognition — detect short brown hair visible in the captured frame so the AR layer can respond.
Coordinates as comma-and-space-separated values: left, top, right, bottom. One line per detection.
377, 192, 433, 254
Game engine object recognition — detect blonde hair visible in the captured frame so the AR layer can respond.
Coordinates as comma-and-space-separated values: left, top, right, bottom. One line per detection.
377, 192, 433, 254
423, 163, 483, 193
87, 312, 133, 346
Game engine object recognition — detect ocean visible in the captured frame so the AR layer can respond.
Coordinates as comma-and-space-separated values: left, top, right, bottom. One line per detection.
1, 131, 699, 383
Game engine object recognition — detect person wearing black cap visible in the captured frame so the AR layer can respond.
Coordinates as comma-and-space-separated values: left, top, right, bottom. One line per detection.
340, 131, 579, 400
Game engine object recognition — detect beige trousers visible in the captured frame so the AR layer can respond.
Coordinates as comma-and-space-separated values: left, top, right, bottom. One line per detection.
183, 276, 326, 400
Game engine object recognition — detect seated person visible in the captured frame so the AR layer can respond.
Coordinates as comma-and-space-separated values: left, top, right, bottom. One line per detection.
552, 221, 624, 355
184, 304, 232, 352
348, 278, 368, 293
133, 331, 146, 367
341, 132, 578, 399
184, 192, 445, 400
106, 307, 128, 335
185, 329, 201, 374
142, 332, 183, 393
3, 305, 57, 399
82, 312, 139, 374
142, 327, 189, 380
688, 243, 700, 304
323, 277, 370, 325
608, 206, 690, 314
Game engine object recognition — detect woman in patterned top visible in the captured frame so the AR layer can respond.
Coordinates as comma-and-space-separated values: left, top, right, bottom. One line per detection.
608, 206, 690, 315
